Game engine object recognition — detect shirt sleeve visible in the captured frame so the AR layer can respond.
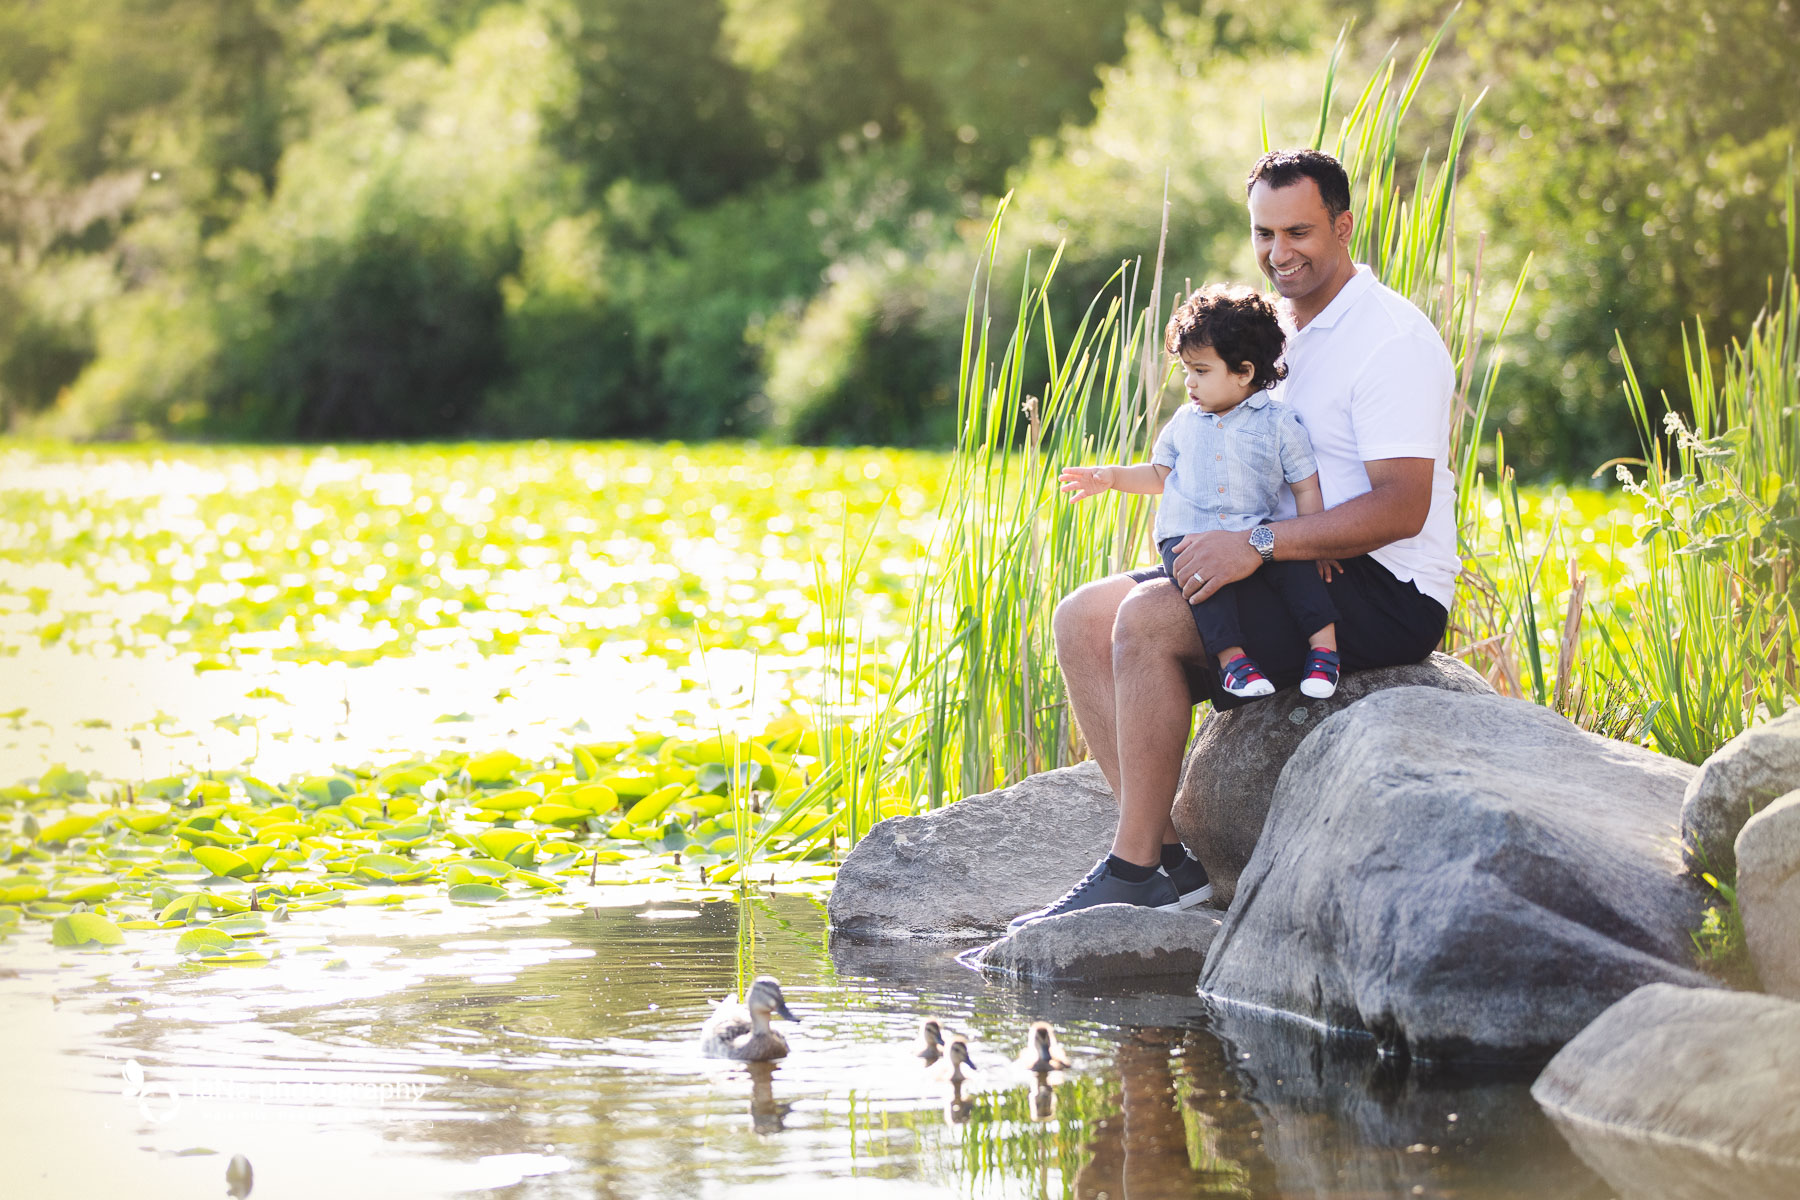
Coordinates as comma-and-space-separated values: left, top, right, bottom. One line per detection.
1151, 411, 1181, 469
1275, 407, 1318, 483
1350, 330, 1454, 462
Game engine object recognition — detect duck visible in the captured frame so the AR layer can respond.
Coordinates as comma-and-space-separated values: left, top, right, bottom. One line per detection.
913, 1018, 946, 1065
1016, 1021, 1072, 1076
700, 976, 799, 1061
929, 1035, 979, 1086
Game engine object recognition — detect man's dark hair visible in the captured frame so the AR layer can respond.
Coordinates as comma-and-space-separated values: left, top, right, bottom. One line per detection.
1164, 284, 1287, 392
1245, 149, 1352, 220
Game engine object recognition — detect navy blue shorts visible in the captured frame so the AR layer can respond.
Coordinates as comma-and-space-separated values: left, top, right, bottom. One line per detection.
1126, 551, 1447, 710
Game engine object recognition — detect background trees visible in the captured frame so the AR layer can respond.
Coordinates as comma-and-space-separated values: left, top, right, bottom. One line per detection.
0, 0, 1792, 478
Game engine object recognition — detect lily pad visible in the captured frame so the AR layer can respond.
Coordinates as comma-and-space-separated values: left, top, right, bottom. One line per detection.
51, 912, 125, 947
447, 883, 507, 904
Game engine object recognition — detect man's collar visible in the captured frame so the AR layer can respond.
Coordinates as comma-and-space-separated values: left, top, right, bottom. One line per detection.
1294, 263, 1375, 332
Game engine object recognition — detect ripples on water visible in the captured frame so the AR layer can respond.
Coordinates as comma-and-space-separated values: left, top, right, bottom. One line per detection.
8, 892, 1700, 1198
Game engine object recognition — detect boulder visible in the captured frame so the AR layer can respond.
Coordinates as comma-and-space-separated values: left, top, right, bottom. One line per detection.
1737, 788, 1800, 998
1681, 707, 1800, 876
1172, 652, 1492, 908
826, 760, 1117, 938
975, 905, 1222, 982
1200, 687, 1715, 1063
1532, 983, 1800, 1199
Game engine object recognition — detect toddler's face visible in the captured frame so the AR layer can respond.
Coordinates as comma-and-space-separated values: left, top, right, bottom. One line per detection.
1178, 345, 1257, 415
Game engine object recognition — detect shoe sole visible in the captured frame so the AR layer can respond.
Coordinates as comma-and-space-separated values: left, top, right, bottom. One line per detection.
1300, 679, 1337, 698
1223, 682, 1274, 698
1157, 884, 1213, 911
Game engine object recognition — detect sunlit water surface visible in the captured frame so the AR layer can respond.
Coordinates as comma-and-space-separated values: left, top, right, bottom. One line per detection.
6, 892, 1629, 1199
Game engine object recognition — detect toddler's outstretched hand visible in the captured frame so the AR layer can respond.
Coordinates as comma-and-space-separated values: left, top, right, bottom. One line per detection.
1059, 466, 1110, 501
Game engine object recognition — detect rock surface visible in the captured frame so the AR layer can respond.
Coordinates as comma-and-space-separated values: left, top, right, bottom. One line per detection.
975, 905, 1222, 981
826, 760, 1117, 938
1681, 707, 1800, 876
1200, 687, 1714, 1063
1737, 788, 1800, 999
1172, 652, 1492, 908
1532, 983, 1800, 1198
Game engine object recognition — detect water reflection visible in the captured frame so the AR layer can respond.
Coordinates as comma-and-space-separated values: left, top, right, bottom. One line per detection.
30, 893, 1628, 1198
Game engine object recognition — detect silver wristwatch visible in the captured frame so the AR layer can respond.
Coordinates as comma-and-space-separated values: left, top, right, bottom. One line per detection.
1248, 524, 1275, 564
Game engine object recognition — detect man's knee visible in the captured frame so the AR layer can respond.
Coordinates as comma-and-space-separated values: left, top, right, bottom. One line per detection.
1053, 578, 1130, 661
1114, 580, 1203, 666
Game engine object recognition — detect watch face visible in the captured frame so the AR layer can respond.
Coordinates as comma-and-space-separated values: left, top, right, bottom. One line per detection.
1250, 526, 1274, 558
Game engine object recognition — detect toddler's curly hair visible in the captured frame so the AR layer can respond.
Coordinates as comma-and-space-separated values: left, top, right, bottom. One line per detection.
1163, 284, 1288, 392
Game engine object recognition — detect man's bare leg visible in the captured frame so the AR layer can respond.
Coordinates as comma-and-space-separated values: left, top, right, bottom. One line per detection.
1109, 579, 1207, 866
1053, 575, 1204, 864
1052, 575, 1138, 796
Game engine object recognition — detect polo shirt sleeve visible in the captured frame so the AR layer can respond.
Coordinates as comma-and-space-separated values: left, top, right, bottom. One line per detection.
1274, 407, 1318, 482
1349, 330, 1453, 461
1151, 411, 1181, 469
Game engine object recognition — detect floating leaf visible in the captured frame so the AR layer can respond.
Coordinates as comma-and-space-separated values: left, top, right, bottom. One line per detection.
623, 784, 686, 826
36, 814, 104, 845
481, 788, 539, 813
192, 846, 256, 879
176, 928, 237, 956
473, 829, 537, 867
447, 883, 507, 904
464, 750, 523, 785
351, 853, 432, 884
51, 912, 125, 947
58, 881, 119, 903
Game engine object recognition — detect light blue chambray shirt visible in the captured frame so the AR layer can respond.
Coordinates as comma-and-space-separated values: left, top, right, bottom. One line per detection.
1150, 390, 1318, 543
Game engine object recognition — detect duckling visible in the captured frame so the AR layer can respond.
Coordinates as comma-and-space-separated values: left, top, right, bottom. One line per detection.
913, 1018, 946, 1065
700, 976, 799, 1061
929, 1034, 979, 1087
1016, 1021, 1071, 1077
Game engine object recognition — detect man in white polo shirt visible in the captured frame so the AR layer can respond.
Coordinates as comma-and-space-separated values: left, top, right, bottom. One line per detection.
1008, 149, 1458, 928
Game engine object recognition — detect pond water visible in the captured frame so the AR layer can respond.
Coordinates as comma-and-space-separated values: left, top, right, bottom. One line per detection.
8, 889, 1626, 1199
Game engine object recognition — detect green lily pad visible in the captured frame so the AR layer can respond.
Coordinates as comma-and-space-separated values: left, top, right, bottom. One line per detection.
447, 883, 507, 904
175, 928, 237, 956
51, 912, 125, 947
351, 853, 432, 884
36, 814, 104, 845
464, 750, 523, 785
473, 829, 536, 867
192, 846, 256, 879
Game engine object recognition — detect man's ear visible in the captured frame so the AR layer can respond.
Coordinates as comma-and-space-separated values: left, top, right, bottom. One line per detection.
1335, 208, 1354, 247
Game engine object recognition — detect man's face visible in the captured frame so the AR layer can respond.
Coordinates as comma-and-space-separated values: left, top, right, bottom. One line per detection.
1248, 178, 1353, 307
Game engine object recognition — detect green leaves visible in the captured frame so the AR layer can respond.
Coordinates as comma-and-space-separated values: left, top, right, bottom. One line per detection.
51, 912, 124, 947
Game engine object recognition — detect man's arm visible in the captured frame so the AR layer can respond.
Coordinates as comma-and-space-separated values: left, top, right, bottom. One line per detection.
1171, 457, 1433, 602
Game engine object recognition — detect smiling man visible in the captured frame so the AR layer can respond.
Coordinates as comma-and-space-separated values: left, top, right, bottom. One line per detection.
1012, 149, 1458, 926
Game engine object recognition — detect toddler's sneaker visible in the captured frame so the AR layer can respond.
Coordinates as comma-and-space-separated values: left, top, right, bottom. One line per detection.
1220, 655, 1274, 698
1300, 646, 1340, 699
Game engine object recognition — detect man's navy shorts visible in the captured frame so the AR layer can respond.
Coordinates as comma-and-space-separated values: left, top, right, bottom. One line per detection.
1125, 552, 1448, 711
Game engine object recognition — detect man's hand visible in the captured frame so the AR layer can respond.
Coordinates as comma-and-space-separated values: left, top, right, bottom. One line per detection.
1058, 466, 1111, 501
1170, 529, 1261, 603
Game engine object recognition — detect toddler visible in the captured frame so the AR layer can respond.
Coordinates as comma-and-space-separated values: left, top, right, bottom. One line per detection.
1060, 283, 1340, 699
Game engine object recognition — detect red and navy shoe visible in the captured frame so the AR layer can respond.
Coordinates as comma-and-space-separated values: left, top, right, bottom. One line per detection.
1301, 646, 1340, 698
1220, 654, 1275, 698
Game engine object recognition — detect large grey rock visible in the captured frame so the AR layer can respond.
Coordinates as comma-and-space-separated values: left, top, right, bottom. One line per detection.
1201, 687, 1714, 1063
1738, 788, 1800, 999
975, 905, 1222, 981
1533, 983, 1800, 1199
827, 760, 1116, 938
1172, 652, 1492, 908
1681, 708, 1800, 876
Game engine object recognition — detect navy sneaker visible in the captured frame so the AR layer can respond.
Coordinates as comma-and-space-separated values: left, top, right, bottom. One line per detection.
1006, 858, 1179, 933
1159, 854, 1214, 909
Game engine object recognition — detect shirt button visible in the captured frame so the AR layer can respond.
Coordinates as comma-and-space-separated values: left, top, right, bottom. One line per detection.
1215, 454, 1223, 461
1218, 486, 1226, 493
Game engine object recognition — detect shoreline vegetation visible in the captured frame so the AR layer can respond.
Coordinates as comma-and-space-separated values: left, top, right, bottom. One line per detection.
3, 37, 1796, 987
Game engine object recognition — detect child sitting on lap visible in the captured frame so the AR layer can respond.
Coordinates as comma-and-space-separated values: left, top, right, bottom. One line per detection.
1060, 283, 1340, 700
